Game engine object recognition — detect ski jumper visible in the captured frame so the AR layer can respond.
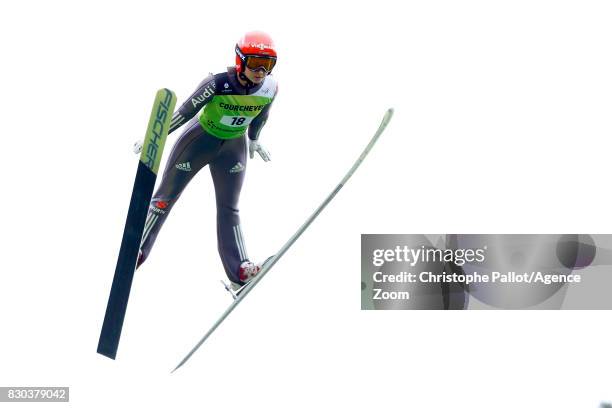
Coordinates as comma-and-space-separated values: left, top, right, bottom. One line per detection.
138, 67, 277, 283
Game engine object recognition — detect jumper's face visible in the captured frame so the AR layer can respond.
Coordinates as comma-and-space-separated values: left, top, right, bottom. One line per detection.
243, 67, 267, 84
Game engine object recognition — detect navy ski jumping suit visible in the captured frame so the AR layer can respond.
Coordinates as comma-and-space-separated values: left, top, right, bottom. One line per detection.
138, 67, 277, 284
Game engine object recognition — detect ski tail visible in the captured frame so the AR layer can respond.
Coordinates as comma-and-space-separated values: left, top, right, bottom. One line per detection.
172, 108, 394, 372
97, 89, 177, 359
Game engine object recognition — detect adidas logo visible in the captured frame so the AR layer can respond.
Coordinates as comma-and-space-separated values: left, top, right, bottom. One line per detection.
229, 162, 245, 173
175, 162, 192, 171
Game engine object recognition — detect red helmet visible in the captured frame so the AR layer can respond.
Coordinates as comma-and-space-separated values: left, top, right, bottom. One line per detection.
235, 31, 277, 74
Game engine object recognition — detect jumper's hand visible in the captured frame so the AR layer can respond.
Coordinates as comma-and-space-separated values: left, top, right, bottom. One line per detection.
133, 140, 143, 155
249, 140, 271, 162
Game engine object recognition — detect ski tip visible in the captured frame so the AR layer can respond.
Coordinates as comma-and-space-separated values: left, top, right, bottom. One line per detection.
385, 108, 394, 120
377, 108, 394, 131
157, 88, 176, 98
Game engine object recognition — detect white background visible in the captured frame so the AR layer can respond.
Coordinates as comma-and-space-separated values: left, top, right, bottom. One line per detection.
1, 0, 611, 406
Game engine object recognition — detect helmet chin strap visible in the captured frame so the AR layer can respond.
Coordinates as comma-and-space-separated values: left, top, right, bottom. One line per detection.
238, 67, 271, 94
238, 70, 256, 89
238, 69, 255, 95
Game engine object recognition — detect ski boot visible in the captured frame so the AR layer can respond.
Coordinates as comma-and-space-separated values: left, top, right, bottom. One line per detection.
222, 256, 275, 299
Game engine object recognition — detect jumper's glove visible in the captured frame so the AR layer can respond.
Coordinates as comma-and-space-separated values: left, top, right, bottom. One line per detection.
133, 139, 143, 155
249, 139, 271, 162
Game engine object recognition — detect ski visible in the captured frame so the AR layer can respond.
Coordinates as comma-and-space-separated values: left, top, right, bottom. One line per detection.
172, 108, 394, 372
98, 88, 177, 359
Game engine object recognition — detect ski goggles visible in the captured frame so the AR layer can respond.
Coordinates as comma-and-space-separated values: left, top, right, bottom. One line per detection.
244, 55, 277, 73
